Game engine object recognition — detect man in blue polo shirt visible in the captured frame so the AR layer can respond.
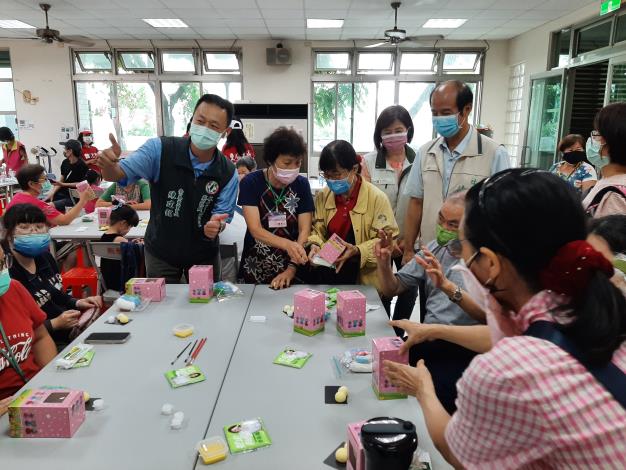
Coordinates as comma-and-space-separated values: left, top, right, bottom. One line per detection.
97, 94, 238, 283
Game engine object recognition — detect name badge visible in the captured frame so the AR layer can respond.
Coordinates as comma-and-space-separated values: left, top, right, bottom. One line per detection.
268, 212, 287, 228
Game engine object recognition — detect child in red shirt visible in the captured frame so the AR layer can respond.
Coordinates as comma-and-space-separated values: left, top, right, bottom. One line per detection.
0, 246, 56, 404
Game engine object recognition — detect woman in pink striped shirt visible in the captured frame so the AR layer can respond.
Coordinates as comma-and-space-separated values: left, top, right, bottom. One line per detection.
386, 169, 626, 469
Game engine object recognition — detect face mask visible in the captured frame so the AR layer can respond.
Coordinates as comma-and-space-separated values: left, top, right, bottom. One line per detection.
189, 123, 222, 151
381, 132, 408, 152
0, 268, 10, 296
452, 260, 507, 344
13, 233, 51, 257
436, 224, 458, 247
326, 176, 351, 195
84, 136, 93, 145
41, 180, 52, 193
562, 150, 586, 165
273, 165, 300, 185
432, 114, 460, 138
586, 137, 608, 171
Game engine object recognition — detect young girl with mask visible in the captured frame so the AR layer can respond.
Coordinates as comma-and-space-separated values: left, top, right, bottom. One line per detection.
362, 105, 417, 321
0, 244, 56, 407
3, 204, 102, 350
100, 204, 140, 292
549, 134, 597, 194
307, 140, 398, 293
237, 127, 313, 288
385, 169, 626, 469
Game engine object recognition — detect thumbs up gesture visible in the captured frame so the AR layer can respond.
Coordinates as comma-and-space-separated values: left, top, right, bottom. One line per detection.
204, 213, 229, 239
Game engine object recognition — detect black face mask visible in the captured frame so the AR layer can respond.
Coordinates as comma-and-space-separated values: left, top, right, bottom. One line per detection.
563, 150, 586, 165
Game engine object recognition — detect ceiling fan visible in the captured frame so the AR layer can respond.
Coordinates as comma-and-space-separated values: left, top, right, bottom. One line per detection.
365, 2, 443, 49
33, 3, 95, 47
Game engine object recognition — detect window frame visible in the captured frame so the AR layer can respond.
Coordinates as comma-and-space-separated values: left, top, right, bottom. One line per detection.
74, 51, 114, 73
398, 51, 438, 73
71, 47, 244, 149
314, 51, 352, 74
202, 51, 242, 75
441, 51, 482, 74
159, 49, 199, 74
356, 51, 395, 74
310, 46, 486, 164
117, 50, 156, 73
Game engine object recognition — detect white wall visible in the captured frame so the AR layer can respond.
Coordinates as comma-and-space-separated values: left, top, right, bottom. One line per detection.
3, 40, 75, 174
0, 36, 513, 174
508, 3, 598, 156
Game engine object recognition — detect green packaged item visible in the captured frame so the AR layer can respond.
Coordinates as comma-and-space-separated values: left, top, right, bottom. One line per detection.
224, 418, 272, 454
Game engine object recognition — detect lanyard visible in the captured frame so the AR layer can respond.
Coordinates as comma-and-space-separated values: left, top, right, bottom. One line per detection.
265, 172, 287, 210
0, 319, 28, 384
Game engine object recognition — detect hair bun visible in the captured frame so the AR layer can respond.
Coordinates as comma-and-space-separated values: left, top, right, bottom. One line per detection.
539, 240, 614, 298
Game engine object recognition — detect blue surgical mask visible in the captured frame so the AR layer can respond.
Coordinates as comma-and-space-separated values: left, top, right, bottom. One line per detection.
432, 114, 461, 138
189, 123, 223, 150
326, 177, 351, 195
0, 268, 10, 296
586, 137, 608, 172
13, 233, 51, 257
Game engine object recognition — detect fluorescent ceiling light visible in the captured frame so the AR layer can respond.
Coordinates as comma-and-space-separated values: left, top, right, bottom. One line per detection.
142, 18, 188, 28
307, 18, 344, 29
0, 19, 35, 29
422, 18, 467, 29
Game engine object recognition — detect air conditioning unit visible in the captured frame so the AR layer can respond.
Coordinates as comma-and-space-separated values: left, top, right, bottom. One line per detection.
266, 46, 292, 66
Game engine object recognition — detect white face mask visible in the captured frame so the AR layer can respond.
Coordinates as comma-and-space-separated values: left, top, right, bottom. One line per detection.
84, 136, 93, 145
451, 260, 507, 344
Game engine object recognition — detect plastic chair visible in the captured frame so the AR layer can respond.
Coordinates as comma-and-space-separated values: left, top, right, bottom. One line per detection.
86, 241, 123, 304
61, 247, 98, 298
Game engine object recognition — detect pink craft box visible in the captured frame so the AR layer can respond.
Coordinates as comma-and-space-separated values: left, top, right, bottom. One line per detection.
346, 421, 367, 470
189, 265, 213, 302
8, 388, 85, 438
336, 290, 366, 337
96, 206, 112, 227
76, 180, 89, 193
293, 288, 326, 336
372, 337, 408, 400
317, 233, 346, 266
125, 278, 166, 301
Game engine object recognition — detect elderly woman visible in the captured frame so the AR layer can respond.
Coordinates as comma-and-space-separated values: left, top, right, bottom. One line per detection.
307, 140, 398, 294
386, 169, 626, 468
549, 133, 597, 194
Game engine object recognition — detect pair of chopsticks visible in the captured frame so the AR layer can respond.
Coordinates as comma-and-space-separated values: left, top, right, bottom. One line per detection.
186, 337, 207, 365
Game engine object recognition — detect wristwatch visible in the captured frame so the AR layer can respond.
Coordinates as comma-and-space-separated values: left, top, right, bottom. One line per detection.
449, 284, 463, 303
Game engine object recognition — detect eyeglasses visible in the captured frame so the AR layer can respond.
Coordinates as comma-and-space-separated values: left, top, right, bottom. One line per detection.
591, 130, 602, 139
319, 171, 350, 181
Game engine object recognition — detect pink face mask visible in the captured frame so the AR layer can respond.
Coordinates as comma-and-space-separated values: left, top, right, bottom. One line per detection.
381, 132, 408, 152
273, 165, 299, 185
451, 261, 508, 345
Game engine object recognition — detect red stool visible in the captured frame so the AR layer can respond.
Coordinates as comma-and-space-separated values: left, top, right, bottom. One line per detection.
61, 248, 98, 298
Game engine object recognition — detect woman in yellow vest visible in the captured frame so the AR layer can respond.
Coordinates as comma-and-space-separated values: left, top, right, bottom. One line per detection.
307, 140, 399, 294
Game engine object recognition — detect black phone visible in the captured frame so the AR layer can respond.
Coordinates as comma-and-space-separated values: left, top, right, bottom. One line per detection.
84, 332, 131, 344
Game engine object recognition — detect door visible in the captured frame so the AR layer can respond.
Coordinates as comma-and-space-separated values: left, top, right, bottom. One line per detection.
606, 54, 626, 104
521, 70, 565, 169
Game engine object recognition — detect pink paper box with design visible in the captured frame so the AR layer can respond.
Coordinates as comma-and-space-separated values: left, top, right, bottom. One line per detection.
346, 420, 367, 470
76, 180, 90, 193
8, 388, 85, 438
315, 233, 346, 267
293, 288, 326, 336
189, 265, 213, 303
125, 278, 166, 301
96, 206, 112, 228
372, 336, 409, 400
336, 290, 366, 337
